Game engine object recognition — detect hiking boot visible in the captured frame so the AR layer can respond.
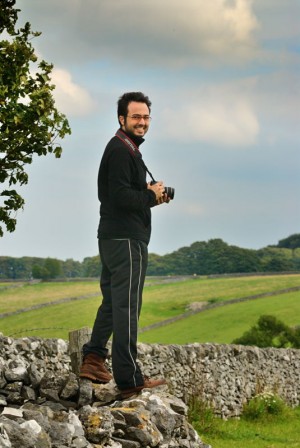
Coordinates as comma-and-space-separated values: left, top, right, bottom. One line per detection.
79, 353, 112, 383
119, 376, 167, 399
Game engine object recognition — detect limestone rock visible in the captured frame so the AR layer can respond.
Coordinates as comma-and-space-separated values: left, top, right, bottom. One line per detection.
1, 334, 300, 447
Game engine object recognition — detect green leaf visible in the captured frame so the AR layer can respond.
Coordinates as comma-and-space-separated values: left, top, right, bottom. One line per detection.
0, 1, 71, 237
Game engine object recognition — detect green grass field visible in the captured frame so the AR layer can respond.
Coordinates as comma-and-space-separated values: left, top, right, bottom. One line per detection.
0, 274, 299, 342
199, 409, 300, 448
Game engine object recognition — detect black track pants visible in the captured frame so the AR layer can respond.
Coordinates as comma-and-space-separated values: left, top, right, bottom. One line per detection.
83, 238, 148, 389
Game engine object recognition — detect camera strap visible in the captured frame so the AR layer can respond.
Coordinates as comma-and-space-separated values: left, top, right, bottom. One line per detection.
115, 129, 156, 182
115, 129, 141, 157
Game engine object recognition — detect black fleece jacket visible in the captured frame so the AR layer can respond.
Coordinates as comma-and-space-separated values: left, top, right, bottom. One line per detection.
97, 129, 157, 244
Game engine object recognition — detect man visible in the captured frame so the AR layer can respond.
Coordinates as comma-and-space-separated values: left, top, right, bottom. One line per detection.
80, 92, 171, 399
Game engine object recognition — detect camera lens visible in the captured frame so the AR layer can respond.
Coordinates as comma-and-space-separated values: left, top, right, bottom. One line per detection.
164, 186, 175, 200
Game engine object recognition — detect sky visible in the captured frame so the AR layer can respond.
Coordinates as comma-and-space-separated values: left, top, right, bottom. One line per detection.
1, 0, 299, 262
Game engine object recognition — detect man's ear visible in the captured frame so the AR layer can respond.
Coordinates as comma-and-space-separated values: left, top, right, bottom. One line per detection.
119, 115, 125, 126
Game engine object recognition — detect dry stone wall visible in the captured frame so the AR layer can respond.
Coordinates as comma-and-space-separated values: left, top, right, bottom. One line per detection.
140, 342, 300, 417
0, 335, 208, 448
1, 334, 300, 447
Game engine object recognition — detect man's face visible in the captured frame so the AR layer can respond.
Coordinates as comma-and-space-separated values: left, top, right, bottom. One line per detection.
119, 101, 150, 137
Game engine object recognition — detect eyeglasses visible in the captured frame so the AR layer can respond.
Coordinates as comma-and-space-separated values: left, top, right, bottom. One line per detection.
127, 114, 152, 122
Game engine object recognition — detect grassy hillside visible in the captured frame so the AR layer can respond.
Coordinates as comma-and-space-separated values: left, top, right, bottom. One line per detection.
139, 290, 300, 344
140, 274, 300, 325
0, 280, 100, 314
0, 274, 299, 341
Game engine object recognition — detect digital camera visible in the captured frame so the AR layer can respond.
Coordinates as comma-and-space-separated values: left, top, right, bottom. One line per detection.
150, 181, 175, 200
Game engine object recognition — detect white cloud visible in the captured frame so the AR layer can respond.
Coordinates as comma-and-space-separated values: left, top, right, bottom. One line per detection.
51, 68, 96, 116
19, 0, 259, 66
192, 0, 258, 59
158, 82, 259, 147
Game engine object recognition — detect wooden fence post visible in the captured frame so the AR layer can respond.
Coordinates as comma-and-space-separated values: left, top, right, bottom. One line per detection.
68, 327, 91, 375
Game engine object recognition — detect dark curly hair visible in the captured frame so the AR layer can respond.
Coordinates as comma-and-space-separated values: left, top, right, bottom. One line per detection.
117, 92, 151, 124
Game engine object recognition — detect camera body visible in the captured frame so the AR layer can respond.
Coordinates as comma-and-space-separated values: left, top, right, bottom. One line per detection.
150, 181, 175, 200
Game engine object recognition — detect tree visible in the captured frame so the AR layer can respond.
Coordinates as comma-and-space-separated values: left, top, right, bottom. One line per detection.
32, 263, 50, 280
0, 1, 71, 236
258, 247, 294, 272
32, 257, 62, 280
233, 315, 300, 349
44, 257, 62, 279
277, 234, 300, 256
62, 258, 83, 278
82, 256, 101, 278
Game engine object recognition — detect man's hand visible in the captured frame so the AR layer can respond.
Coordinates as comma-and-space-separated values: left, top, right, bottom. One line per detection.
147, 181, 165, 201
156, 193, 170, 205
147, 182, 170, 205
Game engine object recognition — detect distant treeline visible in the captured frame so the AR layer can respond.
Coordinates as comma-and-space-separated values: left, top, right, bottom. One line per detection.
1, 234, 300, 280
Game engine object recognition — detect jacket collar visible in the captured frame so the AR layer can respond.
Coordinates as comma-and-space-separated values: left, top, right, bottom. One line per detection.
119, 128, 145, 147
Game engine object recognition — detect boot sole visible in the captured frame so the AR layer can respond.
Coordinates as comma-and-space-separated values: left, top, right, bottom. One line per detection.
79, 372, 112, 384
119, 381, 167, 400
